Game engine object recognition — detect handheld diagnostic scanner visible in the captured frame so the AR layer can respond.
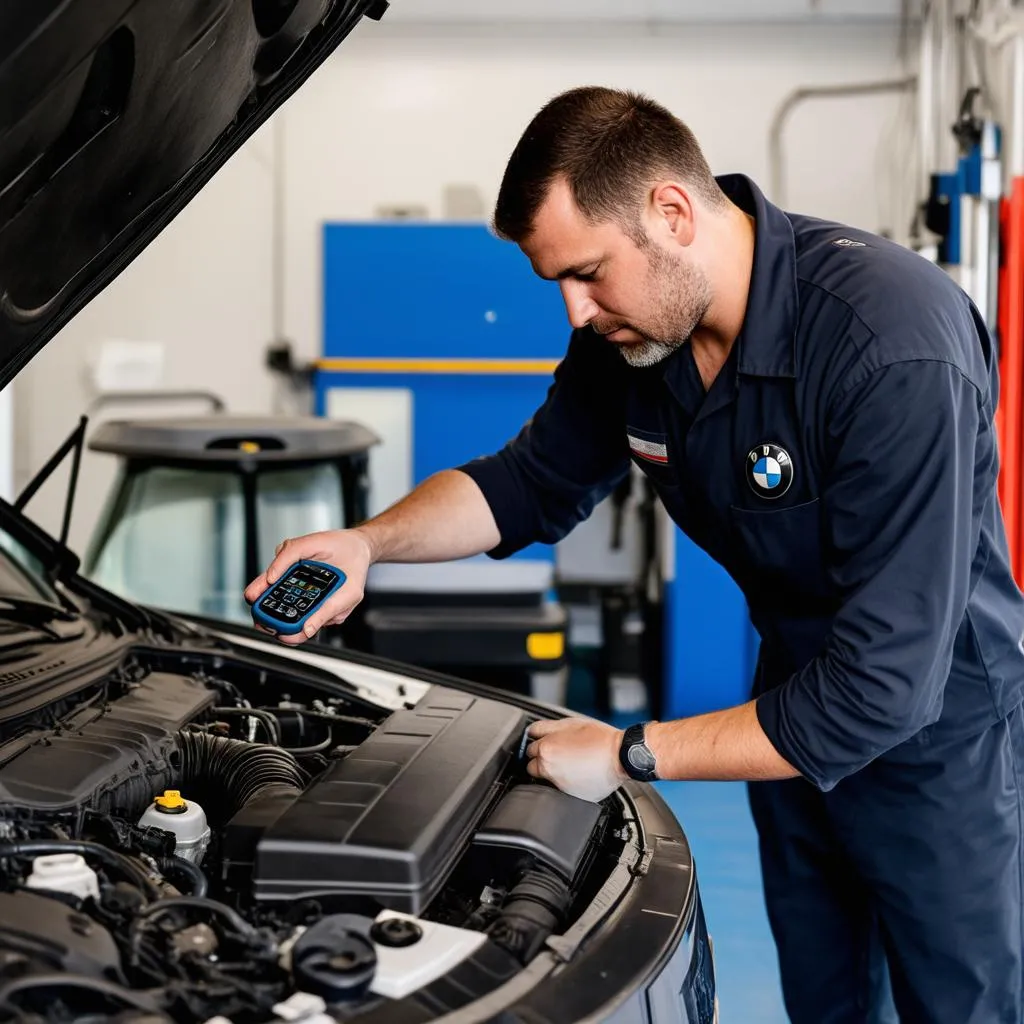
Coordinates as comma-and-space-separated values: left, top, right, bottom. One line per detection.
251, 559, 347, 636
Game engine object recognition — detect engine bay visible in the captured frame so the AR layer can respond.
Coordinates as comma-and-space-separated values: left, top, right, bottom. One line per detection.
0, 640, 621, 1023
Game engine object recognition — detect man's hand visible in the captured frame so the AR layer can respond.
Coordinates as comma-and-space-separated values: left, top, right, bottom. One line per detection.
524, 703, 802, 799
524, 717, 626, 803
243, 528, 374, 646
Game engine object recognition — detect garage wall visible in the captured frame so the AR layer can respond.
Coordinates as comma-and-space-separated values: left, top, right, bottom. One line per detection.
13, 15, 915, 555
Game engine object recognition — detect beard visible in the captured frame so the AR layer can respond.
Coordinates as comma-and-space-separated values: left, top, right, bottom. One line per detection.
597, 244, 712, 369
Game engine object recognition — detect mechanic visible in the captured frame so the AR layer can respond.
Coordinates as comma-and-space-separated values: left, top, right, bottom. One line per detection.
246, 86, 1024, 1023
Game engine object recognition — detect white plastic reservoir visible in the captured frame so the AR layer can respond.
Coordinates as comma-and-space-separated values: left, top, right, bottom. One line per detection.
138, 789, 211, 865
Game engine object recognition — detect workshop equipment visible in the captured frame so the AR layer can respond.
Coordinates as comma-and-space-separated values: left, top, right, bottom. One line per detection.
915, 5, 1024, 588
83, 415, 377, 626
363, 558, 569, 705
81, 408, 565, 696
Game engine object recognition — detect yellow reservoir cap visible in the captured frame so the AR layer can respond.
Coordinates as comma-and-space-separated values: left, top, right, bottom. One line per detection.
527, 632, 564, 660
154, 790, 187, 812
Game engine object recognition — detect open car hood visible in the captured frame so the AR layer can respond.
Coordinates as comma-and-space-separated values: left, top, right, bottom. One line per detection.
0, 0, 387, 392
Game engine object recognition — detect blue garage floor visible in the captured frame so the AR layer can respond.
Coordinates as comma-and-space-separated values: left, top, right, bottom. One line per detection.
566, 669, 789, 1023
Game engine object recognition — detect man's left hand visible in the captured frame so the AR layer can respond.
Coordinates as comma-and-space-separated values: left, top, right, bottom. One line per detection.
524, 717, 626, 803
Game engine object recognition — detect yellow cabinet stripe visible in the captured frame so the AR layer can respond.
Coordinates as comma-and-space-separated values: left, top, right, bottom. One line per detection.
316, 357, 560, 375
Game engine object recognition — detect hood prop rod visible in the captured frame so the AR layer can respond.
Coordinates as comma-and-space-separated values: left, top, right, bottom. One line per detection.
14, 415, 87, 551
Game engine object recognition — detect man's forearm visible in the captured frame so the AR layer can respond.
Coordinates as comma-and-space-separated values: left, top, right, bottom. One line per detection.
353, 469, 502, 564
645, 701, 801, 782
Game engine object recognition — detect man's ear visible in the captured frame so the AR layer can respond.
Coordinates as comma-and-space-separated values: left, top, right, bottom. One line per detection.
649, 181, 696, 247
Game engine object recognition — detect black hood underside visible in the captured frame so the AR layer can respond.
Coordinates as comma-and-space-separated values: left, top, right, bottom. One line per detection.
0, 0, 387, 391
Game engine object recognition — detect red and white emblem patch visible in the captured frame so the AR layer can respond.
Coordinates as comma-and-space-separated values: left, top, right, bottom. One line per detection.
627, 433, 668, 464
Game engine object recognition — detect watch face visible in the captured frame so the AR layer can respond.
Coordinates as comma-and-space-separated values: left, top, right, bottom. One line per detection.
627, 743, 656, 773
620, 723, 658, 781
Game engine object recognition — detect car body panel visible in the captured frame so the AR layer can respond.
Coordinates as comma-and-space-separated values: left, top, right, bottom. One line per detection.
0, 0, 385, 389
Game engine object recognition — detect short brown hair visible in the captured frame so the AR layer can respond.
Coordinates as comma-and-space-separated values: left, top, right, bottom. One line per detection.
493, 86, 727, 245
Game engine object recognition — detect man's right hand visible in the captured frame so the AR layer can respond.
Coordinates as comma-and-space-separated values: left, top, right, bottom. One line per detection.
244, 528, 374, 645
243, 470, 503, 645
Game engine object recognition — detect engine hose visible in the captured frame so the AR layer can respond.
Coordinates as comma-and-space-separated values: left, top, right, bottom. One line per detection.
128, 896, 271, 970
0, 840, 161, 901
157, 855, 208, 899
487, 862, 572, 964
135, 895, 259, 938
0, 973, 160, 1017
166, 731, 307, 823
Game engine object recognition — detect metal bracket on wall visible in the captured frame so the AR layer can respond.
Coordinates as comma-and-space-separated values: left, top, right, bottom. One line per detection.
267, 340, 317, 390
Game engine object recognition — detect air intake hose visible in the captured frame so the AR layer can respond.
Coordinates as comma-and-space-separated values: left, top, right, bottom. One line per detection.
105, 732, 309, 826
487, 862, 572, 964
168, 731, 307, 823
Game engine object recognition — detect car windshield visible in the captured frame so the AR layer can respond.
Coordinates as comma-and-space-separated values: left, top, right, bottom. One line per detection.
84, 463, 345, 623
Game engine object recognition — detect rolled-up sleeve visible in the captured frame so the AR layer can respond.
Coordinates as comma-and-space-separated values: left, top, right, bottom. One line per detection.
756, 358, 984, 791
457, 329, 631, 559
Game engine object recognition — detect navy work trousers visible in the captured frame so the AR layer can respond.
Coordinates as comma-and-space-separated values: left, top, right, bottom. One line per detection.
748, 703, 1024, 1023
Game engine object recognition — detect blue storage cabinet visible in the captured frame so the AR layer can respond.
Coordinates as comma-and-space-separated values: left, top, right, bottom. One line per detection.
318, 222, 756, 717
317, 222, 563, 562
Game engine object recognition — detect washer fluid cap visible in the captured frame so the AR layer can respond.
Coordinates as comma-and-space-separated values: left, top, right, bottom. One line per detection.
154, 790, 187, 813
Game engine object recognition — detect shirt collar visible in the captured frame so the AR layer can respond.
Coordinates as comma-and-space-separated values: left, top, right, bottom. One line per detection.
716, 173, 800, 379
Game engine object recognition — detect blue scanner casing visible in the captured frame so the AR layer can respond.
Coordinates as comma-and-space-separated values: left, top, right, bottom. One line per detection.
251, 559, 347, 636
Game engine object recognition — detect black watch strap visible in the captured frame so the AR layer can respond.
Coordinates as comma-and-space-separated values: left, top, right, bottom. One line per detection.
619, 722, 659, 782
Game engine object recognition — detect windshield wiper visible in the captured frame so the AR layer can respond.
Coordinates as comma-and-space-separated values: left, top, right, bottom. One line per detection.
0, 595, 81, 641
0, 596, 75, 621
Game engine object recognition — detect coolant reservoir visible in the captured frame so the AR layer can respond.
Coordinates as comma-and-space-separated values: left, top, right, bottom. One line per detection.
25, 853, 100, 901
138, 789, 211, 865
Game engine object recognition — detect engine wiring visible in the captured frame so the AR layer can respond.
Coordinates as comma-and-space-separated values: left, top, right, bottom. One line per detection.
209, 705, 282, 745
0, 679, 383, 1022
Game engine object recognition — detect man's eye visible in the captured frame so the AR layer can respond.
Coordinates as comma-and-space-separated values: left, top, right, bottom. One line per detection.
576, 268, 599, 282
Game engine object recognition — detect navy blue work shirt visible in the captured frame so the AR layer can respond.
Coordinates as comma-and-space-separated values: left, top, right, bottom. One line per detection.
458, 174, 1024, 792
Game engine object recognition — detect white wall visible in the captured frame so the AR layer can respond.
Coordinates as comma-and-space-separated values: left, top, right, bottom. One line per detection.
14, 15, 914, 554
13, 124, 277, 554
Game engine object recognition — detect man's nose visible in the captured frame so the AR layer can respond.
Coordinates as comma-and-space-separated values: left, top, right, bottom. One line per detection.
560, 282, 599, 330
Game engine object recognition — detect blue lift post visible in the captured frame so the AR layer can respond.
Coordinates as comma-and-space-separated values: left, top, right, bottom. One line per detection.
928, 86, 1003, 329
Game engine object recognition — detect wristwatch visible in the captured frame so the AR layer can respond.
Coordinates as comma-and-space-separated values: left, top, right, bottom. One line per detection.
618, 722, 659, 782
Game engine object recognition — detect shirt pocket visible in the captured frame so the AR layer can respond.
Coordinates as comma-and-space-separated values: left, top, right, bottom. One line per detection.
728, 498, 828, 599
626, 426, 681, 490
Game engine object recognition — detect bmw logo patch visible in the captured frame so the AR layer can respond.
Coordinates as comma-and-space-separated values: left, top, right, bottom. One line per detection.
746, 443, 793, 499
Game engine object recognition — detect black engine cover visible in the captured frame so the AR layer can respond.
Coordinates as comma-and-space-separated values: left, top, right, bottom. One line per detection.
0, 672, 215, 811
243, 686, 526, 913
